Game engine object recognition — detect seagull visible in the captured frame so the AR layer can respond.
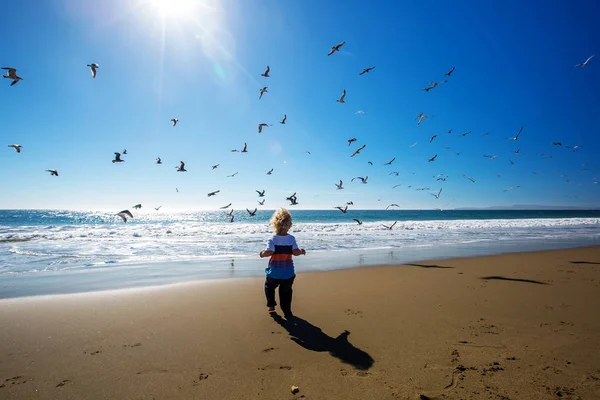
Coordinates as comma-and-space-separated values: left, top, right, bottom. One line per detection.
153, 206, 162, 211
122, 149, 127, 155
45, 169, 59, 176
132, 204, 142, 209
482, 132, 490, 137
368, 161, 373, 165
335, 205, 348, 213
112, 152, 124, 163
87, 63, 99, 78
389, 172, 399, 176
409, 142, 418, 148
552, 142, 562, 146
510, 160, 515, 165
385, 204, 400, 210
444, 67, 455, 76
116, 210, 133, 223
483, 155, 498, 159
431, 188, 443, 199
176, 188, 179, 192
430, 135, 437, 143
384, 157, 395, 166
258, 123, 270, 133
261, 66, 270, 77
346, 201, 354, 205
416, 112, 428, 125
280, 114, 286, 124
258, 199, 265, 205
288, 196, 299, 206
212, 164, 220, 169
225, 208, 234, 217
156, 157, 162, 164
241, 143, 247, 153
353, 218, 363, 225
2, 68, 23, 86
229, 214, 234, 223
421, 85, 435, 92
348, 138, 357, 146
351, 144, 366, 157
256, 189, 266, 197
8, 144, 22, 153
575, 55, 594, 67
259, 86, 268, 99
460, 130, 472, 137
171, 118, 178, 127
566, 145, 582, 151
335, 180, 344, 190
247, 208, 257, 216
447, 129, 453, 134
354, 110, 367, 115
503, 185, 520, 192
509, 126, 523, 141
306, 151, 311, 155
220, 203, 232, 209
266, 169, 273, 175
462, 174, 476, 183
514, 149, 521, 155
207, 190, 220, 197
336, 89, 346, 103
392, 184, 402, 189
286, 192, 297, 201
351, 176, 368, 184
382, 221, 397, 230
328, 41, 345, 56
428, 154, 438, 162
416, 188, 430, 191
227, 172, 238, 178
359, 66, 375, 75
176, 161, 186, 172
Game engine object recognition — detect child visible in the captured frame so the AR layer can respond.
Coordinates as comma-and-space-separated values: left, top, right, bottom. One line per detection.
260, 208, 306, 318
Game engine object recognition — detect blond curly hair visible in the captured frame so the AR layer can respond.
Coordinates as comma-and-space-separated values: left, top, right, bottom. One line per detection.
270, 208, 292, 235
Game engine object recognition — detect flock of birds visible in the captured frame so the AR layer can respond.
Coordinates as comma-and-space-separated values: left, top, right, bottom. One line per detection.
3, 46, 596, 227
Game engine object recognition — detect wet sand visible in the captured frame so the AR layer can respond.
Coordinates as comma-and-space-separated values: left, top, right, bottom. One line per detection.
1, 247, 600, 399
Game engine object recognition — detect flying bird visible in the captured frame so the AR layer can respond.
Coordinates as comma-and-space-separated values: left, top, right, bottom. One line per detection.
259, 86, 268, 99
256, 190, 266, 197
45, 169, 59, 176
351, 176, 368, 184
335, 180, 344, 190
430, 135, 437, 143
132, 204, 142, 209
348, 138, 357, 146
460, 130, 472, 137
351, 144, 366, 157
176, 161, 186, 172
116, 210, 133, 223
416, 112, 428, 125
504, 185, 521, 192
552, 142, 562, 146
220, 203, 232, 209
122, 149, 127, 155
280, 114, 286, 124
359, 66, 375, 75
431, 188, 443, 199
207, 190, 220, 197
2, 68, 23, 86
258, 199, 265, 205
347, 201, 354, 205
575, 55, 594, 67
261, 66, 270, 77
384, 157, 395, 166
483, 155, 498, 159
258, 123, 270, 133
354, 110, 367, 115
428, 154, 438, 162
171, 118, 178, 127
266, 169, 273, 175
509, 127, 523, 141
227, 172, 238, 178
335, 205, 348, 213
212, 164, 220, 169
155, 206, 162, 211
385, 204, 400, 210
389, 172, 399, 176
241, 143, 247, 153
112, 152, 124, 163
328, 41, 345, 56
156, 157, 162, 164
444, 67, 455, 76
353, 219, 362, 225
368, 161, 373, 165
86, 63, 99, 78
409, 142, 418, 148
336, 89, 346, 103
462, 174, 476, 183
247, 208, 257, 216
382, 221, 397, 230
8, 144, 22, 153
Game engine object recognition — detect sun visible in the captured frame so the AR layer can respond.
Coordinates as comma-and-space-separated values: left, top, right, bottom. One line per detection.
144, 0, 199, 21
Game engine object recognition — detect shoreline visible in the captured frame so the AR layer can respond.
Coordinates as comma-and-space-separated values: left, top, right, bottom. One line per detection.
1, 246, 599, 399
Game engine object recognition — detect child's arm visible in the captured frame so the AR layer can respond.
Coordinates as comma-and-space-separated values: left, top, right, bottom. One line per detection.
292, 248, 306, 256
260, 250, 274, 258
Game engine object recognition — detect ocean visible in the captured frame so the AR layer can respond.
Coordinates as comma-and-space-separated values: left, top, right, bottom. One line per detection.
1, 209, 600, 298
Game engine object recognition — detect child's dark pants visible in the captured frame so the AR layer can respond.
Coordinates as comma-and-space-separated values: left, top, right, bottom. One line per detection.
265, 275, 295, 316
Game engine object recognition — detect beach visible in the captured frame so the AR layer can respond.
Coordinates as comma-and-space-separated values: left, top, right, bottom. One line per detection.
1, 247, 600, 399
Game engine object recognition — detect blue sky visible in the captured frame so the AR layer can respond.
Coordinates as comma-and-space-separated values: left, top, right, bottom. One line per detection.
1, 0, 599, 211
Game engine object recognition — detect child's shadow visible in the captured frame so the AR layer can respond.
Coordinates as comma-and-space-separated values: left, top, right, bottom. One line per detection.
270, 313, 374, 370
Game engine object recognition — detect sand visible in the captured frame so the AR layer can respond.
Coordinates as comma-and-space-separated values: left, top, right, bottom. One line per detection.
1, 247, 600, 399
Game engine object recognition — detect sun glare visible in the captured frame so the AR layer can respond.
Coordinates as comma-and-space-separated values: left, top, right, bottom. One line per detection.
146, 0, 199, 21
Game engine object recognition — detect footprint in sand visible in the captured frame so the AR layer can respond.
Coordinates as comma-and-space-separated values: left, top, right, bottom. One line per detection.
262, 347, 276, 353
344, 309, 363, 317
5, 376, 29, 385
192, 372, 210, 385
123, 343, 142, 348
